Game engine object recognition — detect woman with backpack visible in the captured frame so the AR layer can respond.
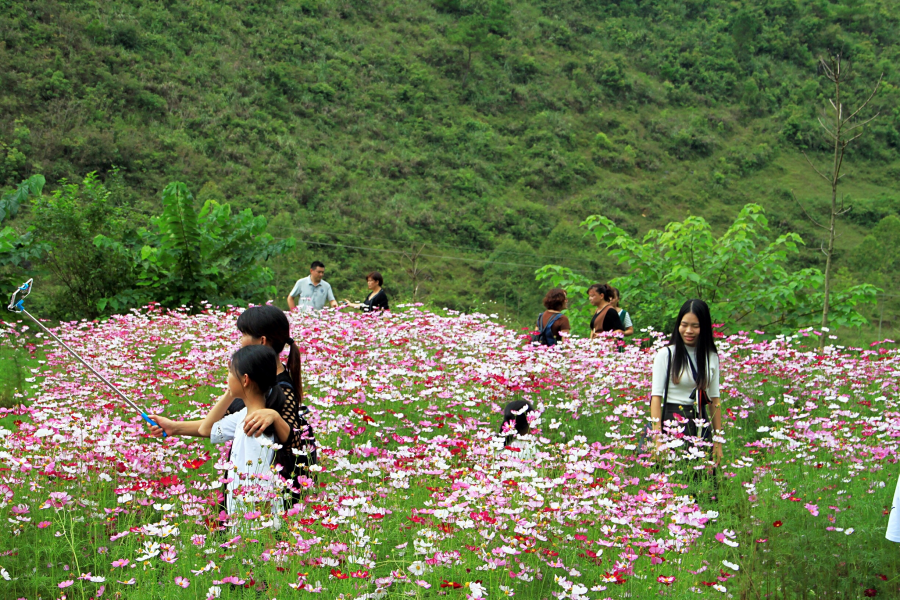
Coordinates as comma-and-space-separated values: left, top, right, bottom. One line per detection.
532, 288, 570, 346
588, 283, 624, 338
649, 299, 722, 466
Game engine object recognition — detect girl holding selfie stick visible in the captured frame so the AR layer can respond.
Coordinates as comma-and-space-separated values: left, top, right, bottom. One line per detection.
149, 305, 317, 499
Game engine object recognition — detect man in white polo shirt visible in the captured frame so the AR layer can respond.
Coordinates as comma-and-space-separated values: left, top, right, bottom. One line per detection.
287, 261, 338, 311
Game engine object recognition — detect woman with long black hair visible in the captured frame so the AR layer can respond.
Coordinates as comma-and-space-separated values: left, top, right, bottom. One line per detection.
649, 299, 722, 465
149, 305, 317, 497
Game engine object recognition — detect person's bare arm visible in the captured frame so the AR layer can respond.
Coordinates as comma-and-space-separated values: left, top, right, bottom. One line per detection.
147, 417, 203, 438
710, 396, 722, 463
557, 317, 571, 339
287, 295, 297, 311
329, 299, 339, 308
623, 326, 634, 335
149, 388, 235, 437
650, 395, 663, 451
243, 408, 290, 443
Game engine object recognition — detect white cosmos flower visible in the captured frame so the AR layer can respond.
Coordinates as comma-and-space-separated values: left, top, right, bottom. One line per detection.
722, 560, 739, 571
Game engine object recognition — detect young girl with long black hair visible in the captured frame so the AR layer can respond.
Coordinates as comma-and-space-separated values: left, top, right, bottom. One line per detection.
149, 305, 317, 496
649, 299, 723, 465
202, 344, 285, 521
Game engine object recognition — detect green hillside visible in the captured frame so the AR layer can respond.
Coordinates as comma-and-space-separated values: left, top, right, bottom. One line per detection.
2, 0, 899, 334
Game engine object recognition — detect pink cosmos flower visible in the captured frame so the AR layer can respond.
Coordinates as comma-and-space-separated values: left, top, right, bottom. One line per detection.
37, 521, 50, 528
175, 576, 190, 588
58, 580, 74, 588
111, 559, 129, 568
47, 492, 73, 509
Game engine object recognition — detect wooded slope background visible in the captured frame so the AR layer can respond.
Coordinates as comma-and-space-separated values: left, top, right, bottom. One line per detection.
2, 0, 899, 337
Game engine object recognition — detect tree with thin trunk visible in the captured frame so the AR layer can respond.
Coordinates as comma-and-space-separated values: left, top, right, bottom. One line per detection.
401, 243, 430, 302
797, 55, 882, 351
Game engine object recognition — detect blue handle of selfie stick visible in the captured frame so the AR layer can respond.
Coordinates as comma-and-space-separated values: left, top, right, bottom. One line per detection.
141, 412, 167, 438
10, 278, 166, 440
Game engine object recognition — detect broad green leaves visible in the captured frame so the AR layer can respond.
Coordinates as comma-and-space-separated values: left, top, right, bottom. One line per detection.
0, 175, 44, 224
538, 204, 878, 335
96, 182, 295, 312
0, 175, 47, 294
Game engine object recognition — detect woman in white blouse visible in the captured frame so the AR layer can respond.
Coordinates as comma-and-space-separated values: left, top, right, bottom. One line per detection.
198, 345, 286, 523
649, 299, 722, 465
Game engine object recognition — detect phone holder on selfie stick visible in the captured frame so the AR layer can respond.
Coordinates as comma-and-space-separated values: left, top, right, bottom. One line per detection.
8, 279, 166, 437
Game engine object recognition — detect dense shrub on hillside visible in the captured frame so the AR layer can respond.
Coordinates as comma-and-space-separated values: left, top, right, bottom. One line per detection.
0, 0, 898, 331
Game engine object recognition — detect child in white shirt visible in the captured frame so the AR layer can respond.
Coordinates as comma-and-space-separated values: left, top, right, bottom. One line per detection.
199, 345, 286, 525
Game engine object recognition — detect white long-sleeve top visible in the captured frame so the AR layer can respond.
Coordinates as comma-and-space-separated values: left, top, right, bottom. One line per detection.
210, 408, 282, 520
887, 474, 900, 542
651, 345, 720, 406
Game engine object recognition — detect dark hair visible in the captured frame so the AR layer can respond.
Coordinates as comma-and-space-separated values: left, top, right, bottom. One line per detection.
587, 283, 614, 301
311, 260, 325, 270
236, 305, 303, 400
229, 345, 286, 437
543, 288, 567, 311
668, 299, 717, 391
499, 400, 533, 446
366, 271, 383, 286
610, 286, 621, 300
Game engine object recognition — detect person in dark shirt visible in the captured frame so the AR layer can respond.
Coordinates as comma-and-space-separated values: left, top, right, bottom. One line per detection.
587, 283, 624, 337
343, 271, 389, 312
534, 288, 570, 344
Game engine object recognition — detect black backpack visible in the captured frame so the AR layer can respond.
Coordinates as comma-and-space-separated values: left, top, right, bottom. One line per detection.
531, 312, 564, 346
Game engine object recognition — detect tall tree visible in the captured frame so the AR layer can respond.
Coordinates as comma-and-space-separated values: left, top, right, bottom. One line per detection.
798, 55, 882, 350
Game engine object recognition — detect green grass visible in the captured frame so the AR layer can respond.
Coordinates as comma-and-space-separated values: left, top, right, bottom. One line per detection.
0, 339, 37, 410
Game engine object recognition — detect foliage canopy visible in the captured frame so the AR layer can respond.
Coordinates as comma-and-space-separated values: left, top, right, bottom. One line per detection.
537, 205, 879, 336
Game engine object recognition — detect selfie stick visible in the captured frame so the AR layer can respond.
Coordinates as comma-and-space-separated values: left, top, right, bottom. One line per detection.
7, 279, 166, 437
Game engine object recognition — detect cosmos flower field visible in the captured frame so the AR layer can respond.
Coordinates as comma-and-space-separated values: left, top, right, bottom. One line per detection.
0, 305, 898, 599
